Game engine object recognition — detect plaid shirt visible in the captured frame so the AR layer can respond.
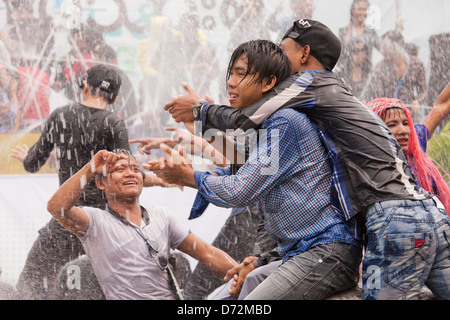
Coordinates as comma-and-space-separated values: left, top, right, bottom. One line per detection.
192, 109, 361, 260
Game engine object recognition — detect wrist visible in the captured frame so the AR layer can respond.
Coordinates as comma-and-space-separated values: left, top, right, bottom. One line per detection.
182, 166, 197, 188
192, 101, 206, 120
251, 256, 268, 269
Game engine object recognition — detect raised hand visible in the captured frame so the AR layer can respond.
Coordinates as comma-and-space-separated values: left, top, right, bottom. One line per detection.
10, 144, 29, 163
90, 150, 127, 176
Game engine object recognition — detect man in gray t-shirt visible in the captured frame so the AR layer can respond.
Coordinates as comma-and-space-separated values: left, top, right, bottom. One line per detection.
47, 149, 237, 300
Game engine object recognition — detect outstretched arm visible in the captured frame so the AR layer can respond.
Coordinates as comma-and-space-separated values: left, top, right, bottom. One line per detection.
47, 150, 125, 237
177, 233, 238, 278
423, 82, 450, 138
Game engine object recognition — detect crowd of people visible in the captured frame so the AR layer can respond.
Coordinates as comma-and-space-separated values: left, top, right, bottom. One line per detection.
0, 0, 446, 136
0, 0, 450, 301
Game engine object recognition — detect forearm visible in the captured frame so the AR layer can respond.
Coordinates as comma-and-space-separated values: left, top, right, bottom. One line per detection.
201, 248, 238, 278
47, 161, 95, 217
180, 234, 238, 278
202, 104, 244, 134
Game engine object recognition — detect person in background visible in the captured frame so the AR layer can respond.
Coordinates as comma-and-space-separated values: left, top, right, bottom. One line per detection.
362, 30, 427, 106
335, 38, 371, 99
93, 43, 139, 128
368, 82, 450, 215
338, 0, 380, 70
0, 64, 20, 132
267, 0, 314, 42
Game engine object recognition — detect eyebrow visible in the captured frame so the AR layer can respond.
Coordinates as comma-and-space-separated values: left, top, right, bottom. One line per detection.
233, 65, 248, 73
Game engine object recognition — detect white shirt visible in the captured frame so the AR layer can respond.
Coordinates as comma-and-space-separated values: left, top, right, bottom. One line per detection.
80, 205, 190, 300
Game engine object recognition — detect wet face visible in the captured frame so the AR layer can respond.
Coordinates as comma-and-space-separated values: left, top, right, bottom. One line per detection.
383, 108, 411, 154
227, 53, 266, 109
352, 0, 369, 24
100, 154, 144, 201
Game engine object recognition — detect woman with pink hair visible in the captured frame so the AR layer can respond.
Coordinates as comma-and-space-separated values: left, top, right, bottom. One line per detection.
368, 83, 450, 214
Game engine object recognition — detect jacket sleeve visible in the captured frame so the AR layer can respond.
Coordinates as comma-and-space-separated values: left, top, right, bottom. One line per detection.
23, 114, 55, 173
202, 72, 316, 135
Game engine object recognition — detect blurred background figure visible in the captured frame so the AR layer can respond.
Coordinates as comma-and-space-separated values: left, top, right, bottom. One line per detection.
267, 0, 314, 42
138, 15, 175, 130
53, 24, 104, 103
362, 30, 428, 113
93, 43, 139, 128
335, 38, 372, 99
337, 0, 380, 73
0, 64, 20, 133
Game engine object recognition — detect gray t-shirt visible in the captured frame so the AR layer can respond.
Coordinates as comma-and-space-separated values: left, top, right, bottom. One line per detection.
80, 205, 190, 300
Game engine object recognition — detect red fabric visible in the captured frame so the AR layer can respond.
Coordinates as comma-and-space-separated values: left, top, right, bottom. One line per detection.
415, 239, 425, 248
17, 66, 50, 120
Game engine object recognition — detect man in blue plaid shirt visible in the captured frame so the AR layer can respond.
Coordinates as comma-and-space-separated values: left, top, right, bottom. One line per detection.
147, 39, 363, 300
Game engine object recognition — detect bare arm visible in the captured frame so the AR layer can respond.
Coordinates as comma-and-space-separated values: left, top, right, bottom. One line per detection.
177, 233, 238, 278
423, 82, 450, 138
47, 150, 124, 237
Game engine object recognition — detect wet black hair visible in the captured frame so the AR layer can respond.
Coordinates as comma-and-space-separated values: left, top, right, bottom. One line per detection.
80, 64, 122, 104
226, 40, 292, 92
95, 149, 139, 182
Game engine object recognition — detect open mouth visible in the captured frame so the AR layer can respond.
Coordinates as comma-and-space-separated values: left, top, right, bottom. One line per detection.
123, 181, 138, 186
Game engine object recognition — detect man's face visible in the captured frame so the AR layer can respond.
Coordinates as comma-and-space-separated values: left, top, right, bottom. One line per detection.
227, 53, 266, 109
101, 154, 144, 200
352, 1, 369, 24
280, 38, 304, 74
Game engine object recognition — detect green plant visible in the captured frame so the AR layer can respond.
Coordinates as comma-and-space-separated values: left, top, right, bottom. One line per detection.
427, 121, 450, 185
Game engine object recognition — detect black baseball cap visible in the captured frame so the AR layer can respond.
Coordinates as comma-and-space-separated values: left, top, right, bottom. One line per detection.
84, 64, 122, 99
282, 19, 341, 71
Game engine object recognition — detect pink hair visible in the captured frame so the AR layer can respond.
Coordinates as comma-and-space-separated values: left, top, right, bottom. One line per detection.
368, 98, 450, 215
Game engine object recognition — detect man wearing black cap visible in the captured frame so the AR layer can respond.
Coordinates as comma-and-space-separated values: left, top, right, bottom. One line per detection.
164, 19, 450, 300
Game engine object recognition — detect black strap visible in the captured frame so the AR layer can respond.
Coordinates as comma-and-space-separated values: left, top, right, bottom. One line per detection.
105, 205, 184, 299
106, 205, 157, 250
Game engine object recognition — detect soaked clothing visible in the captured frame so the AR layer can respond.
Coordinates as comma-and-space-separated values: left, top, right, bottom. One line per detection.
17, 102, 130, 299
23, 102, 130, 208
195, 109, 361, 260
80, 206, 190, 300
198, 70, 432, 219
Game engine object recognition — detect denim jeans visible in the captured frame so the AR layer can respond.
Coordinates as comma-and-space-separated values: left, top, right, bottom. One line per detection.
244, 242, 362, 300
363, 197, 450, 300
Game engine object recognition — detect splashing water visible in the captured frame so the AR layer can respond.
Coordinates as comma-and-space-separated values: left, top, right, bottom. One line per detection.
0, 0, 449, 300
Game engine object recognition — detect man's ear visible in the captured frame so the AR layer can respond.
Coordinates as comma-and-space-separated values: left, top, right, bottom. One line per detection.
110, 95, 118, 104
83, 81, 89, 95
301, 45, 311, 62
262, 76, 277, 93
95, 176, 106, 191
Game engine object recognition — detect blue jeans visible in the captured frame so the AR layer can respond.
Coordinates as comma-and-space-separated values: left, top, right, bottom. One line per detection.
243, 242, 362, 300
363, 197, 450, 300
